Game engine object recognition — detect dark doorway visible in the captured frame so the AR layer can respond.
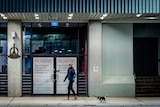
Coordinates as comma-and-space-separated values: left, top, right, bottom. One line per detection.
134, 38, 158, 76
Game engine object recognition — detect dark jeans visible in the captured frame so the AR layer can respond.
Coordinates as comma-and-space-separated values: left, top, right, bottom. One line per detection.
68, 80, 76, 97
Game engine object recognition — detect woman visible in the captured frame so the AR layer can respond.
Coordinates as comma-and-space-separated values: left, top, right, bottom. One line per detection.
64, 63, 77, 100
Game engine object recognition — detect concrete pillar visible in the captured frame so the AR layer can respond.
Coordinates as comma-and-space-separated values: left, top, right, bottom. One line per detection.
88, 21, 102, 96
8, 21, 22, 97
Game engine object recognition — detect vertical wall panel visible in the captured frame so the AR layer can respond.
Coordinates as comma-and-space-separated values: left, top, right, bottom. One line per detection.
146, 0, 149, 13
58, 0, 61, 12
93, 0, 96, 12
153, 0, 156, 13
100, 0, 103, 13
111, 0, 114, 13
26, 0, 30, 12
132, 0, 135, 13
0, 0, 5, 11
125, 0, 129, 13
118, 0, 121, 13
142, 0, 146, 13
13, 0, 15, 12
128, 0, 132, 13
9, 0, 12, 12
55, 0, 57, 12
72, 0, 75, 12
135, 0, 139, 13
108, 0, 111, 13
22, 0, 25, 12
5, 0, 8, 12
51, 0, 54, 12
97, 0, 100, 13
90, 0, 92, 12
37, 0, 40, 12
0, 0, 2, 12
80, 0, 82, 12
104, 0, 107, 13
43, 0, 48, 12
18, 0, 21, 12
29, 0, 32, 12
68, 0, 72, 13
139, 0, 142, 13
70, 0, 74, 13
83, 0, 85, 13
86, 0, 89, 12
14, 0, 17, 12
114, 0, 117, 13
157, 0, 160, 13
122, 0, 125, 13
150, 0, 153, 13
28, 0, 31, 12
61, 0, 64, 12
75, 0, 78, 12
33, 0, 36, 12
49, 0, 52, 12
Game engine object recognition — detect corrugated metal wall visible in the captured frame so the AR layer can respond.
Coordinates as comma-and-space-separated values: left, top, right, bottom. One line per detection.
0, 0, 160, 13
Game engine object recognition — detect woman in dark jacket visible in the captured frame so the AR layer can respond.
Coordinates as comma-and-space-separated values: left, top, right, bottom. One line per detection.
64, 63, 77, 100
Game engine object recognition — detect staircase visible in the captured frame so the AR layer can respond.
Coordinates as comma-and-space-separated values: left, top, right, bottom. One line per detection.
136, 76, 160, 97
78, 72, 87, 96
22, 74, 32, 95
0, 73, 7, 95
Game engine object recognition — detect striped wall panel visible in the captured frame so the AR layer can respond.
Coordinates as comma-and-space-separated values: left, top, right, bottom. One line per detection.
0, 0, 160, 13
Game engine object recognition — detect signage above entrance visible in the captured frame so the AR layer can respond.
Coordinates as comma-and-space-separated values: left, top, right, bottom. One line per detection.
51, 22, 58, 27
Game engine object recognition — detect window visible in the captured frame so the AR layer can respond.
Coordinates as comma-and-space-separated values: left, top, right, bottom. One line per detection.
0, 23, 7, 73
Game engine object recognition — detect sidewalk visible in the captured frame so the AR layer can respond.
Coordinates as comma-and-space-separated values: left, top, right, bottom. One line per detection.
0, 96, 160, 107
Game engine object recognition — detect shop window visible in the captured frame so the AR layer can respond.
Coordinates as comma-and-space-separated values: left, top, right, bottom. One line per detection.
0, 23, 7, 73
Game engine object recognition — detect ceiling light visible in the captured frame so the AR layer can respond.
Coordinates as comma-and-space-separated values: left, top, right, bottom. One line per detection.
34, 14, 39, 17
136, 14, 142, 17
69, 13, 73, 17
145, 17, 158, 20
0, 14, 5, 17
35, 16, 39, 19
68, 16, 72, 19
3, 17, 7, 19
100, 16, 104, 20
103, 14, 108, 17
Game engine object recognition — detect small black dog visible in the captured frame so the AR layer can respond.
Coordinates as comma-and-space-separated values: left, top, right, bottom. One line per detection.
97, 96, 107, 103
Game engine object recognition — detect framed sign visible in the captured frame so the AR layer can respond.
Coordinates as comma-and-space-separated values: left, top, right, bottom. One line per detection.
33, 57, 54, 94
56, 57, 77, 94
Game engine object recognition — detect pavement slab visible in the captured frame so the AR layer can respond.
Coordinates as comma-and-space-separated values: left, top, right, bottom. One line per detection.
0, 97, 160, 107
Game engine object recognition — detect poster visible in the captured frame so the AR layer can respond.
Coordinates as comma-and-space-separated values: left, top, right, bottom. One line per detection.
56, 57, 77, 94
33, 57, 54, 94
93, 65, 98, 72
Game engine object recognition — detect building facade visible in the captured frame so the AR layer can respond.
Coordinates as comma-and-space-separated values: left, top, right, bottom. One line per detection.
0, 0, 160, 97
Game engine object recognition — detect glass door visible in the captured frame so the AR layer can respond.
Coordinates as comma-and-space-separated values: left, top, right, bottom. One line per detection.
56, 57, 77, 94
33, 57, 54, 94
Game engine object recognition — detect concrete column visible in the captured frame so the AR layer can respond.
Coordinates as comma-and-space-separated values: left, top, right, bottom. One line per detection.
88, 21, 102, 96
8, 21, 22, 97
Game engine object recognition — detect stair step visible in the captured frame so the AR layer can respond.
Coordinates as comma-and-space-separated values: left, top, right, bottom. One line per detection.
136, 76, 160, 97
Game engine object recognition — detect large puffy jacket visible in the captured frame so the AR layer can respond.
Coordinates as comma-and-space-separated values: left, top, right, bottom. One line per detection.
64, 67, 76, 81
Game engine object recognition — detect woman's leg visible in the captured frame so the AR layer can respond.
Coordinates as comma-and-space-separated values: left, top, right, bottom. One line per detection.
70, 81, 77, 99
70, 81, 75, 95
67, 81, 72, 99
